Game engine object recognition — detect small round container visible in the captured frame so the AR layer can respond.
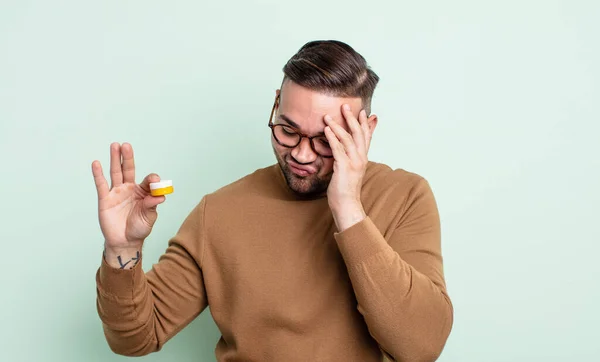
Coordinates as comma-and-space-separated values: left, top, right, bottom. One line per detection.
149, 180, 174, 196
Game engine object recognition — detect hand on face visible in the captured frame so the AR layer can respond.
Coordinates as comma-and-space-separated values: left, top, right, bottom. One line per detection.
323, 104, 374, 212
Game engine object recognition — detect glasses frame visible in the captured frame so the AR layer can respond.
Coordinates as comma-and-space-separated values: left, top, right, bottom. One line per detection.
268, 95, 333, 158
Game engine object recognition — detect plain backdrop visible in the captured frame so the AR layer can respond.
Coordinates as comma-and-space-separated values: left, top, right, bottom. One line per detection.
1, 1, 598, 361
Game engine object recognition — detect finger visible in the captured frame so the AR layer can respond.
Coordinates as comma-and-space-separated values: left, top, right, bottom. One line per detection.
109, 142, 123, 188
342, 104, 366, 155
121, 143, 135, 184
143, 194, 166, 210
91, 160, 109, 200
359, 110, 370, 152
139, 173, 161, 193
324, 126, 348, 162
364, 113, 376, 151
324, 115, 358, 160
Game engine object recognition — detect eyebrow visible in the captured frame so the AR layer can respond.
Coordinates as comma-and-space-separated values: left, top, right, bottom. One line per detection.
278, 114, 326, 136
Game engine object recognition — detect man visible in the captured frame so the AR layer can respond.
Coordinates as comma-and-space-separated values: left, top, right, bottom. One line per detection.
93, 40, 453, 361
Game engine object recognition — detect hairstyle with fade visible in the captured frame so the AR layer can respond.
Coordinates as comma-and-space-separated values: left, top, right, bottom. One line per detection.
281, 40, 380, 114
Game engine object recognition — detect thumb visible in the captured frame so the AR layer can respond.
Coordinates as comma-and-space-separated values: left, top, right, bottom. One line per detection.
140, 173, 161, 193
143, 194, 166, 211
141, 195, 165, 227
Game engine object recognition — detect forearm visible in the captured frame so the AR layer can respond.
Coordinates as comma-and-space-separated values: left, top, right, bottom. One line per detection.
96, 253, 159, 356
348, 249, 452, 361
96, 214, 209, 356
334, 218, 453, 361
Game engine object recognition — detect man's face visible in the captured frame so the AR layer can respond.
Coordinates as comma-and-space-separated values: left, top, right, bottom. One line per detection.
271, 80, 365, 196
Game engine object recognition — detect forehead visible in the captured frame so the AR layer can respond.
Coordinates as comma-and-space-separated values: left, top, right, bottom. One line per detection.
278, 80, 362, 132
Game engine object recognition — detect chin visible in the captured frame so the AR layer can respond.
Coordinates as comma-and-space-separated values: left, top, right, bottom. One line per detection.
281, 162, 330, 196
273, 149, 330, 196
287, 173, 320, 194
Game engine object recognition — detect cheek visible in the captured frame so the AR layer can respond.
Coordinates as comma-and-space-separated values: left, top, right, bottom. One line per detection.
320, 157, 335, 174
272, 139, 289, 158
271, 137, 282, 152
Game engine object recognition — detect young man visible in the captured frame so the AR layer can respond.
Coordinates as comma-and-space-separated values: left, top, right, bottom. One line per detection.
93, 40, 453, 361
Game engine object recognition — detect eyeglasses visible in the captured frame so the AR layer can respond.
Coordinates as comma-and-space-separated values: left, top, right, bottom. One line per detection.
268, 95, 333, 158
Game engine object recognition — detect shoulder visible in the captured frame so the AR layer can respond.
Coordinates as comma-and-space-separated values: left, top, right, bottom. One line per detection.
363, 161, 431, 198
200, 164, 279, 212
362, 162, 439, 229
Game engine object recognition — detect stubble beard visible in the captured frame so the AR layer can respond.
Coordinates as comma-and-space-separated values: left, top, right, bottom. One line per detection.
275, 151, 330, 197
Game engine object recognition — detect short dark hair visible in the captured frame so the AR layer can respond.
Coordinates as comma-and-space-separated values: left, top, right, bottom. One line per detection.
281, 40, 380, 114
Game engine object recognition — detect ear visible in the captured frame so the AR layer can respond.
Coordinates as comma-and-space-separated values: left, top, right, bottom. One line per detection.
275, 89, 280, 98
367, 114, 378, 133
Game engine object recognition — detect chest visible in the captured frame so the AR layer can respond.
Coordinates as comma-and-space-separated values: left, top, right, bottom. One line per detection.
203, 203, 357, 329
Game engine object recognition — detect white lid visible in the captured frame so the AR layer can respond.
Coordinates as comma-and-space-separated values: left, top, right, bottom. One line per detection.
149, 180, 172, 190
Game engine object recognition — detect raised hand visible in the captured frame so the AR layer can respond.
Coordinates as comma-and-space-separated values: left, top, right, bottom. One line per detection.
323, 104, 377, 232
92, 142, 166, 268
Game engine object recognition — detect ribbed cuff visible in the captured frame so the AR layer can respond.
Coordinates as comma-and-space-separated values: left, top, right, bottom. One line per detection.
96, 253, 144, 298
334, 217, 389, 266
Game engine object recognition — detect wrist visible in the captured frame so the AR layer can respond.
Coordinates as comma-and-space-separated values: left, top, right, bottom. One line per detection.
328, 196, 361, 213
103, 245, 142, 270
330, 201, 366, 232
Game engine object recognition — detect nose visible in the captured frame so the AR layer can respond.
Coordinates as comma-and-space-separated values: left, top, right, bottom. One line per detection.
290, 137, 318, 164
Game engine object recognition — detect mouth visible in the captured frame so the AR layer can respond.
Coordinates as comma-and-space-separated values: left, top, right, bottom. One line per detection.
287, 161, 316, 177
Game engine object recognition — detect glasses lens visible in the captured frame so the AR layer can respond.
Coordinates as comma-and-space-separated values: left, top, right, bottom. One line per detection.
273, 125, 300, 147
312, 137, 333, 157
272, 125, 333, 157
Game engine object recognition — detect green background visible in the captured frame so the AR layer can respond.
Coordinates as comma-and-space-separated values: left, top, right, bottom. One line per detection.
1, 1, 598, 361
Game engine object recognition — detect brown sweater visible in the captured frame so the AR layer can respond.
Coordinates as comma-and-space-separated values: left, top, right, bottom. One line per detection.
96, 162, 453, 361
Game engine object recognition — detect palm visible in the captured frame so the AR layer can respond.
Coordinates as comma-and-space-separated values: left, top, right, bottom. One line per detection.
92, 143, 165, 249
98, 183, 152, 246
327, 158, 349, 200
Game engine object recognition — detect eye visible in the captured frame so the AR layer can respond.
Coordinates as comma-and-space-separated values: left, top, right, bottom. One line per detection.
314, 137, 330, 148
281, 126, 296, 135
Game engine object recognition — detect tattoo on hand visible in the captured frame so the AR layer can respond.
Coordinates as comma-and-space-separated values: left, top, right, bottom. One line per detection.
117, 251, 140, 269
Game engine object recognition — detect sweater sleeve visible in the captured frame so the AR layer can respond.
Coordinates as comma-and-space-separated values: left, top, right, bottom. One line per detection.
95, 197, 209, 356
334, 178, 453, 362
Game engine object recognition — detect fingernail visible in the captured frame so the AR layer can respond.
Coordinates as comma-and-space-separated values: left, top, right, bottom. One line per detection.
324, 115, 332, 122
343, 104, 351, 111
